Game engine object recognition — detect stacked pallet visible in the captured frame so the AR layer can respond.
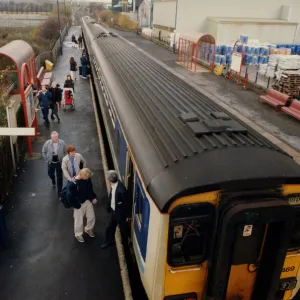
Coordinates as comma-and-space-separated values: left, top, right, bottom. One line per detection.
275, 71, 300, 98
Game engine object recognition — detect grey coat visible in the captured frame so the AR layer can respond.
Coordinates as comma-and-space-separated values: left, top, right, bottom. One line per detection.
62, 153, 87, 181
42, 139, 67, 163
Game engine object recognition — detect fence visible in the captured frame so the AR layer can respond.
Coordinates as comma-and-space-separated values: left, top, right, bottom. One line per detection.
142, 33, 176, 53
35, 24, 68, 72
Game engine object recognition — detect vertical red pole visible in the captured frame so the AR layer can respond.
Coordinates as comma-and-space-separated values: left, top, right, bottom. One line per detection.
20, 63, 33, 157
195, 42, 199, 72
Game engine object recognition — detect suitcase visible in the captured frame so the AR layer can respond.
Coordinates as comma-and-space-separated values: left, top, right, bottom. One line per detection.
79, 66, 82, 76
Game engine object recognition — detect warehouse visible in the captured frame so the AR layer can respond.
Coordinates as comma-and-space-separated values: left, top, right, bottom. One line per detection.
153, 0, 300, 43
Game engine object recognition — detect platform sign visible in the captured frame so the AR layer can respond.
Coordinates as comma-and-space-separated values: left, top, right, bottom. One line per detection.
25, 87, 35, 127
231, 52, 243, 73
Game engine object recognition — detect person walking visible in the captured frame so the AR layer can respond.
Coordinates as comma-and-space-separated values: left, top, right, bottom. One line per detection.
80, 53, 88, 79
37, 85, 52, 126
64, 75, 75, 92
49, 82, 62, 123
62, 145, 87, 181
101, 170, 131, 249
67, 168, 97, 243
69, 57, 77, 81
42, 131, 67, 196
78, 35, 83, 49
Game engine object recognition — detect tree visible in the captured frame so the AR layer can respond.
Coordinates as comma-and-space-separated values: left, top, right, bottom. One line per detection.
39, 16, 65, 40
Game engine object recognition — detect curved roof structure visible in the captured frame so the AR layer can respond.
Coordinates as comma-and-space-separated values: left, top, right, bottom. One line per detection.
0, 40, 34, 69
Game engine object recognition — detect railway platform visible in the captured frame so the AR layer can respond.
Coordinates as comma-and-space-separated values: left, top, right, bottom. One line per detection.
0, 26, 124, 300
112, 30, 300, 155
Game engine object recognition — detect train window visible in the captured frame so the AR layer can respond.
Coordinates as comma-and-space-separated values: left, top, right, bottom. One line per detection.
168, 203, 215, 267
289, 207, 300, 250
135, 183, 144, 224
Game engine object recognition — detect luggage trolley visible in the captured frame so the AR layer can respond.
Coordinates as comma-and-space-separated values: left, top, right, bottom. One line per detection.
62, 88, 75, 110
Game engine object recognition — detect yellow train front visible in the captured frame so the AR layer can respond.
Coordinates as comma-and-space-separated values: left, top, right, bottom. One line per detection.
81, 17, 300, 300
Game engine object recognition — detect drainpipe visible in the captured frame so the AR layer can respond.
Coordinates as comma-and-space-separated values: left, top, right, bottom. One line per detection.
173, 0, 179, 51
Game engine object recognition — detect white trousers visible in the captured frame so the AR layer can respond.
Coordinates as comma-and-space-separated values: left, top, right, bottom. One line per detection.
70, 70, 77, 80
73, 201, 95, 237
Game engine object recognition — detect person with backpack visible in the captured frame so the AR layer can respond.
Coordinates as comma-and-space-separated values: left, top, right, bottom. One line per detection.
80, 53, 88, 79
62, 145, 87, 182
66, 168, 97, 243
49, 82, 62, 123
69, 57, 77, 81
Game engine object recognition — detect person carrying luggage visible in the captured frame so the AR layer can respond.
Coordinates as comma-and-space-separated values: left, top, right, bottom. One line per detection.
67, 168, 97, 243
64, 75, 75, 92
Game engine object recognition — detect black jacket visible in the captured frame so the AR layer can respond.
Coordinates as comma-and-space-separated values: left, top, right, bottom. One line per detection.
64, 79, 74, 90
68, 179, 96, 209
70, 60, 77, 71
49, 87, 62, 103
80, 56, 88, 66
107, 180, 131, 222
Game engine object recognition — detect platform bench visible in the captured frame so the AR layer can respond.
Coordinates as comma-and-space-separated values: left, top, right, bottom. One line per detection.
259, 89, 290, 108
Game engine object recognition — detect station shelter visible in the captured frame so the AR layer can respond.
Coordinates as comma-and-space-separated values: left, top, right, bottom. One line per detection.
0, 40, 38, 156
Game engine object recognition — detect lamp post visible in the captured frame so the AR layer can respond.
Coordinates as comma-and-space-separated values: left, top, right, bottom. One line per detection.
56, 0, 63, 55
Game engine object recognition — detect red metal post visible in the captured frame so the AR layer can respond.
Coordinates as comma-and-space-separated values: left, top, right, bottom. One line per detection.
20, 63, 33, 157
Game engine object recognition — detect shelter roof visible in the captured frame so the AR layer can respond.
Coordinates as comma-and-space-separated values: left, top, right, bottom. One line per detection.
0, 40, 34, 69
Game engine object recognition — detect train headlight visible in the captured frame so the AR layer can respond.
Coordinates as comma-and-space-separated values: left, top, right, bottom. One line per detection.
164, 292, 197, 300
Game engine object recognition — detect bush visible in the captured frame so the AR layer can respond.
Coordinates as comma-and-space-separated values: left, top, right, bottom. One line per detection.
39, 16, 64, 40
98, 10, 114, 23
116, 14, 137, 30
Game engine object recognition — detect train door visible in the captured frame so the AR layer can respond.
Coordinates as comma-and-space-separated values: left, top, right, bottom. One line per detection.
207, 198, 296, 300
125, 150, 135, 242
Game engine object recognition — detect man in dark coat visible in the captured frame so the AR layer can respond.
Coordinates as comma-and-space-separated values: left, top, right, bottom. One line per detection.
37, 85, 52, 125
101, 170, 131, 249
80, 54, 88, 79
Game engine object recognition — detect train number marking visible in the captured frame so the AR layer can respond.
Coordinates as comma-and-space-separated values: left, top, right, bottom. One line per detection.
282, 266, 295, 273
243, 225, 253, 237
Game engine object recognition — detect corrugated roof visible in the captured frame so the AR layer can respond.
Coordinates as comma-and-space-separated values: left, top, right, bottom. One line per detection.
0, 40, 34, 69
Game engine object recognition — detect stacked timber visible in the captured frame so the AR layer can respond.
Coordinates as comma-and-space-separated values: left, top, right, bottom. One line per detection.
274, 71, 300, 98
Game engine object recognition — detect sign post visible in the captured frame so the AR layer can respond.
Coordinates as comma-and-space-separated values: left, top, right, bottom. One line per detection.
229, 40, 245, 85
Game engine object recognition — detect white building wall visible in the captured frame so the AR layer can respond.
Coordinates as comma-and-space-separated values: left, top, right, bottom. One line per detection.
176, 0, 300, 33
153, 0, 176, 29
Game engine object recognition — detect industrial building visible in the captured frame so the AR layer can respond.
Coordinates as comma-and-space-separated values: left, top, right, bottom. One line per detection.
152, 0, 300, 43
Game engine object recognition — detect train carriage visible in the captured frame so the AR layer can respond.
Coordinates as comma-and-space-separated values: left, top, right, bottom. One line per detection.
82, 16, 300, 300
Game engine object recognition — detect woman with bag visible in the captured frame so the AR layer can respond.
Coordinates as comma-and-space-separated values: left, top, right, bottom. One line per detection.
69, 56, 78, 81
67, 168, 97, 243
62, 145, 87, 182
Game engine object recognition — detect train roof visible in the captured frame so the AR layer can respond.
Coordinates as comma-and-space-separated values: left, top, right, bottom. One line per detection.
83, 19, 300, 212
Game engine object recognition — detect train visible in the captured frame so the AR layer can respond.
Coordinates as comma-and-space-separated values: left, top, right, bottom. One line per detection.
81, 16, 300, 300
